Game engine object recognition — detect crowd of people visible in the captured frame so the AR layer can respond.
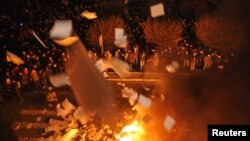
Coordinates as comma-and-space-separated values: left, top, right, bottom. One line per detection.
0, 0, 232, 102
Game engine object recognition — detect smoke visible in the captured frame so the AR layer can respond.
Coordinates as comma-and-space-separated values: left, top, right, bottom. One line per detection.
144, 1, 250, 140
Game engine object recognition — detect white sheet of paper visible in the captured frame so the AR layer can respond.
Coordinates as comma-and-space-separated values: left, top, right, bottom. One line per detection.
56, 104, 69, 118
138, 94, 152, 109
115, 28, 124, 40
50, 20, 73, 39
6, 51, 25, 65
62, 98, 76, 112
122, 87, 137, 98
129, 93, 138, 105
114, 35, 127, 48
163, 115, 176, 131
109, 58, 131, 78
49, 73, 71, 87
81, 10, 97, 19
150, 3, 165, 18
53, 36, 79, 46
95, 59, 112, 73
73, 107, 89, 125
166, 61, 180, 73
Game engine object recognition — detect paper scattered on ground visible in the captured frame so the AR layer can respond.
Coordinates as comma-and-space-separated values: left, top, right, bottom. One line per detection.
73, 107, 92, 125
121, 87, 138, 105
81, 10, 97, 19
50, 20, 73, 39
60, 129, 79, 141
150, 3, 165, 18
56, 104, 69, 118
163, 115, 176, 131
62, 98, 76, 112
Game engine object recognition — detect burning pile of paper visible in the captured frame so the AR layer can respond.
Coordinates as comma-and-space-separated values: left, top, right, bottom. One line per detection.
121, 87, 138, 105
41, 98, 116, 141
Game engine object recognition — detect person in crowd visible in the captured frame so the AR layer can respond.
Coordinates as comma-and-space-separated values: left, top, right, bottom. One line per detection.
104, 50, 112, 61
30, 68, 40, 88
92, 53, 99, 62
114, 50, 120, 58
139, 51, 146, 71
46, 87, 58, 102
183, 50, 190, 69
39, 70, 48, 89
190, 49, 198, 71
203, 54, 213, 70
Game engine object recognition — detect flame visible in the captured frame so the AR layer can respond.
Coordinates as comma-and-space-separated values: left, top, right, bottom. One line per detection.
116, 120, 144, 141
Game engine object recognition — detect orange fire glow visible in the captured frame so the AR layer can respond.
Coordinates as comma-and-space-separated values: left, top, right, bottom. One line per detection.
115, 120, 145, 141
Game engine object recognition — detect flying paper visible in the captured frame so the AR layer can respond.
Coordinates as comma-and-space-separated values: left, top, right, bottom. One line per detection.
115, 28, 124, 40
163, 115, 176, 131
150, 3, 165, 18
138, 94, 152, 109
109, 58, 131, 78
81, 10, 97, 19
95, 58, 131, 78
114, 28, 127, 48
50, 20, 73, 39
73, 107, 90, 125
95, 59, 112, 73
114, 35, 128, 48
32, 30, 48, 48
53, 36, 79, 46
6, 51, 25, 65
166, 61, 180, 73
49, 73, 71, 87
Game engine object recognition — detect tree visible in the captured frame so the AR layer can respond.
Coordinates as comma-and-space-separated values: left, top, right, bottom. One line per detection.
195, 15, 248, 52
140, 19, 183, 51
87, 16, 125, 51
